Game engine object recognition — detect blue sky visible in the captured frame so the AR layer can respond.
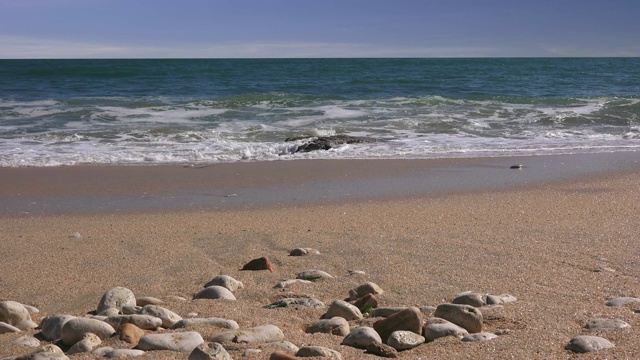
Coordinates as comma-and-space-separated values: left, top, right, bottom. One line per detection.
1, 0, 638, 58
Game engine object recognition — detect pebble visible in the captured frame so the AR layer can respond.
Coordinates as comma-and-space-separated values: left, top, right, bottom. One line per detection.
341, 326, 383, 349
365, 341, 398, 358
210, 324, 285, 344
0, 321, 22, 334
119, 323, 146, 345
137, 331, 204, 352
266, 341, 299, 354
434, 303, 483, 333
172, 317, 240, 330
60, 317, 116, 346
104, 349, 146, 358
264, 297, 324, 309
348, 282, 384, 300
106, 314, 163, 330
296, 269, 333, 281
586, 318, 631, 330
461, 332, 498, 342
296, 346, 342, 359
136, 296, 164, 306
11, 336, 40, 347
203, 275, 244, 292
273, 279, 313, 289
387, 330, 425, 350
373, 307, 423, 343
423, 317, 469, 342
140, 304, 183, 328
289, 247, 321, 256
240, 256, 274, 272
0, 300, 37, 330
188, 342, 232, 360
565, 335, 615, 353
323, 300, 363, 321
305, 316, 350, 336
452, 292, 485, 307
193, 286, 237, 300
370, 307, 408, 318
348, 270, 366, 276
605, 297, 640, 306
40, 314, 76, 340
96, 286, 136, 313
67, 332, 101, 354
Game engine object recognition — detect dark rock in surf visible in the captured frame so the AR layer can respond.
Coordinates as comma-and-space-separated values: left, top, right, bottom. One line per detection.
285, 135, 378, 153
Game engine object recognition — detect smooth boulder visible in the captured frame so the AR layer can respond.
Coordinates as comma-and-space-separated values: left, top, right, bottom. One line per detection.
193, 286, 237, 300
0, 300, 37, 330
296, 346, 341, 359
140, 305, 182, 328
565, 335, 615, 353
40, 314, 76, 340
97, 287, 136, 313
373, 307, 422, 343
60, 318, 116, 346
434, 303, 483, 333
305, 317, 350, 336
138, 331, 204, 352
423, 317, 469, 342
172, 317, 239, 330
211, 325, 285, 344
341, 326, 382, 349
203, 275, 244, 292
387, 330, 425, 350
323, 300, 363, 321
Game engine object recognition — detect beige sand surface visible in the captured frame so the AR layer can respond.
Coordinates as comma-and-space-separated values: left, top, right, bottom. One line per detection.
2, 162, 640, 359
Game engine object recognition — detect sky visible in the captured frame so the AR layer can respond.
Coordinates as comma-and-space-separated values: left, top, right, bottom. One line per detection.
0, 0, 639, 59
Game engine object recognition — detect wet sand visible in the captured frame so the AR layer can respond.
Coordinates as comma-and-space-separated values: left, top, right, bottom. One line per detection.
2, 153, 640, 359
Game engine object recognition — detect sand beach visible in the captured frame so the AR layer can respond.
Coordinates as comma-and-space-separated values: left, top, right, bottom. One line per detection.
2, 153, 640, 359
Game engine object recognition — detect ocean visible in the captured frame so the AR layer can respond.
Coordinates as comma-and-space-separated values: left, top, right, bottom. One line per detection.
1, 58, 639, 167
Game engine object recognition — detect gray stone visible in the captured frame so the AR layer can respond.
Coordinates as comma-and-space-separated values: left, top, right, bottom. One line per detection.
565, 335, 615, 353
289, 248, 321, 256
91, 347, 115, 356
40, 314, 76, 341
423, 317, 469, 342
305, 317, 350, 336
296, 346, 342, 359
0, 321, 21, 334
484, 294, 503, 305
296, 269, 333, 281
105, 314, 162, 330
586, 318, 631, 330
210, 325, 285, 344
273, 279, 313, 289
0, 300, 37, 330
341, 326, 382, 349
461, 332, 498, 342
498, 294, 517, 303
266, 341, 299, 354
136, 296, 164, 306
140, 304, 182, 328
369, 307, 408, 318
264, 297, 324, 309
97, 308, 120, 317
419, 306, 436, 315
97, 286, 136, 313
67, 332, 101, 354
434, 303, 483, 333
323, 300, 363, 321
104, 349, 146, 358
121, 305, 142, 314
373, 307, 422, 343
188, 342, 232, 360
348, 282, 384, 301
5, 345, 68, 360
193, 286, 237, 300
138, 331, 204, 352
605, 297, 640, 306
172, 317, 239, 330
387, 330, 425, 350
60, 317, 116, 346
452, 292, 485, 307
203, 275, 244, 292
11, 336, 40, 347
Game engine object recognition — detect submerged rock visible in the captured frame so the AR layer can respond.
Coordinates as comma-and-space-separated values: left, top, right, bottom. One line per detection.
286, 135, 378, 153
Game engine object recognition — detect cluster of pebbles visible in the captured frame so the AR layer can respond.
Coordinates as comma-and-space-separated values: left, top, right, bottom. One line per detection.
0, 247, 634, 359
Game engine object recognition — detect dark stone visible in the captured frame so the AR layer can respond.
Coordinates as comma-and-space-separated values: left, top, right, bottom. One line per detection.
285, 135, 378, 153
240, 257, 274, 272
365, 341, 398, 358
352, 293, 379, 313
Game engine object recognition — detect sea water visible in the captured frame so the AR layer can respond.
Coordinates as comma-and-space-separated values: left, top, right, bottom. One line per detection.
0, 58, 639, 167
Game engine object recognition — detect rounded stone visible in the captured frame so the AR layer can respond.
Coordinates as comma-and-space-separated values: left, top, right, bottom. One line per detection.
565, 335, 615, 353
193, 286, 237, 300
265, 297, 324, 309
266, 341, 299, 354
11, 336, 40, 347
136, 296, 164, 307
67, 332, 101, 354
586, 318, 631, 330
349, 282, 384, 301
305, 317, 350, 336
97, 287, 136, 313
370, 307, 408, 318
105, 349, 146, 358
296, 346, 342, 359
189, 342, 232, 360
0, 300, 37, 330
98, 308, 120, 317
296, 269, 333, 281
119, 323, 145, 345
387, 330, 425, 350
0, 321, 22, 334
289, 247, 320, 256
605, 297, 640, 307
40, 314, 76, 340
365, 341, 398, 358
203, 275, 244, 292
140, 305, 182, 328
341, 326, 382, 349
434, 303, 483, 333
273, 279, 313, 289
210, 325, 285, 344
452, 292, 485, 307
373, 307, 423, 343
172, 317, 239, 330
138, 331, 204, 352
498, 294, 517, 303
461, 332, 498, 342
106, 314, 162, 330
423, 317, 469, 342
323, 300, 363, 321
60, 318, 116, 346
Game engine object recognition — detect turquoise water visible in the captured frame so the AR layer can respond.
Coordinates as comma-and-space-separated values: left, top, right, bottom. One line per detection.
1, 58, 639, 166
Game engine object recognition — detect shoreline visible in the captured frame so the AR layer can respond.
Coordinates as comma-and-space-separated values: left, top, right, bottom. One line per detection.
1, 151, 639, 215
